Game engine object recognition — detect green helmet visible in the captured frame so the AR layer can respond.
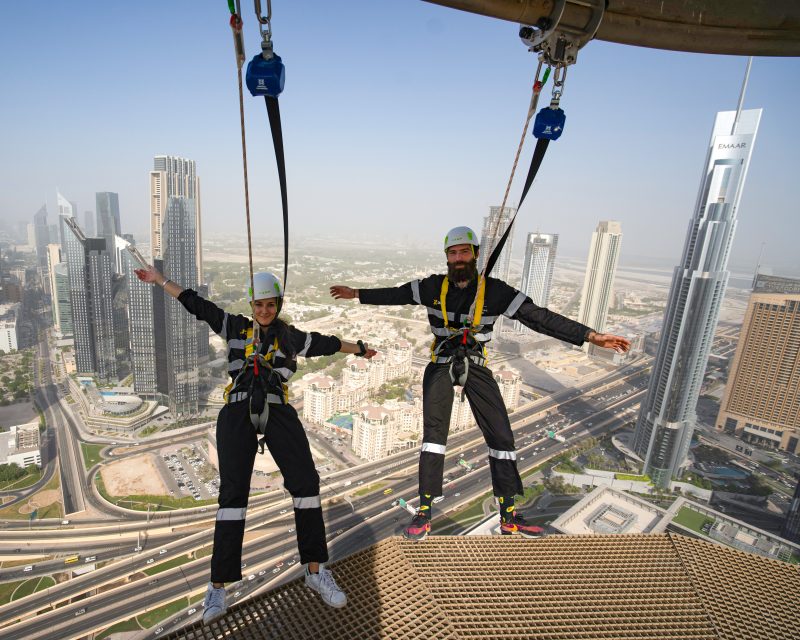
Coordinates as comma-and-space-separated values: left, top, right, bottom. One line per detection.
444, 226, 479, 251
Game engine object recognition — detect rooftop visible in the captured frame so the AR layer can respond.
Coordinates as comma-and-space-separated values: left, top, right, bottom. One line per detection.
166, 534, 800, 640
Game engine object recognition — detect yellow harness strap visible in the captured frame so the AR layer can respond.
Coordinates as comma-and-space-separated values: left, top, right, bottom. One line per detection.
224, 331, 280, 402
431, 275, 487, 361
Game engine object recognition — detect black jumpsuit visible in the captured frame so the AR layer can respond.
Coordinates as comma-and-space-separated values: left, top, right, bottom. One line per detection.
359, 275, 592, 498
178, 290, 341, 583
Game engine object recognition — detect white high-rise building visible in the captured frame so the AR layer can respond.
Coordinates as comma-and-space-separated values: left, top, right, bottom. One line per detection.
303, 375, 338, 425
478, 206, 516, 283
352, 406, 393, 461
516, 232, 558, 333
150, 156, 203, 281
494, 370, 522, 410
634, 108, 762, 487
577, 221, 623, 351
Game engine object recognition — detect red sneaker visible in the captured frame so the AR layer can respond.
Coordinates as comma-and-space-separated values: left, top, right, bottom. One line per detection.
500, 512, 545, 538
403, 512, 431, 541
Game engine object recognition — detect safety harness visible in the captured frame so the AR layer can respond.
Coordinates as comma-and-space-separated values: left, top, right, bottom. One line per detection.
223, 330, 288, 453
431, 274, 487, 394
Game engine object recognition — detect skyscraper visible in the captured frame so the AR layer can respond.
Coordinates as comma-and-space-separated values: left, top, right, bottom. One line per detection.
46, 244, 61, 321
633, 108, 762, 487
150, 156, 203, 281
478, 206, 516, 283
33, 204, 49, 272
715, 274, 800, 454
56, 192, 73, 246
95, 192, 121, 253
62, 217, 117, 381
516, 232, 558, 333
162, 197, 199, 415
53, 263, 72, 337
577, 221, 622, 352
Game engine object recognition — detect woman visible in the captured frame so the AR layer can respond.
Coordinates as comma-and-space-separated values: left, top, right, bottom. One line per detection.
134, 266, 375, 624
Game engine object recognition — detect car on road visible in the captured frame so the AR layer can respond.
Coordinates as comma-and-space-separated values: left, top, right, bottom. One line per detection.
287, 559, 297, 566
74, 608, 86, 616
61, 519, 70, 525
454, 493, 461, 497
272, 568, 280, 574
258, 570, 266, 576
146, 558, 155, 564
234, 591, 241, 597
288, 527, 295, 533
248, 574, 256, 581
276, 561, 284, 567
279, 509, 287, 514
134, 546, 142, 552
85, 556, 96, 562
241, 562, 247, 569
23, 565, 33, 572
159, 549, 167, 555
383, 488, 393, 495
155, 626, 164, 635
188, 608, 197, 615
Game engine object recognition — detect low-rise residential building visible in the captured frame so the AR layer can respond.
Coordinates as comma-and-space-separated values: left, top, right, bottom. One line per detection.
0, 420, 41, 468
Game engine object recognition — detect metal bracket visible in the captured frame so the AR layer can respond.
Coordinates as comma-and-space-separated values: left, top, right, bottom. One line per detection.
519, 0, 605, 67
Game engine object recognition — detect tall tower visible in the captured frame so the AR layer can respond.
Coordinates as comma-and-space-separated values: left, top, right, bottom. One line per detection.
716, 274, 800, 454
33, 204, 49, 272
162, 197, 199, 415
633, 107, 762, 487
516, 232, 558, 333
150, 156, 203, 281
62, 217, 118, 381
478, 206, 516, 283
577, 220, 623, 348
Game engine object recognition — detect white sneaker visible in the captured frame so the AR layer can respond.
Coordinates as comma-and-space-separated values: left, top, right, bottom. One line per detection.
304, 565, 347, 608
202, 582, 227, 624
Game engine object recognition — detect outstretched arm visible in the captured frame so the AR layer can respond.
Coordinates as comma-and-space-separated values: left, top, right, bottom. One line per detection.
134, 265, 183, 299
134, 264, 228, 335
339, 340, 377, 359
584, 331, 631, 353
330, 285, 359, 301
330, 281, 420, 306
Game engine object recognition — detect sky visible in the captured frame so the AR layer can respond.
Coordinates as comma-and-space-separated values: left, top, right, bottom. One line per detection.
1, 1, 799, 274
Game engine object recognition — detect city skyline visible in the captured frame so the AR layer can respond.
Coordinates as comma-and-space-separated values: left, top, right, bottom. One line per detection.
0, 2, 798, 274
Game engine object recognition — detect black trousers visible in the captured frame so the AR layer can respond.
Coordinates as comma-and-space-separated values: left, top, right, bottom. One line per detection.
210, 401, 328, 583
419, 361, 523, 498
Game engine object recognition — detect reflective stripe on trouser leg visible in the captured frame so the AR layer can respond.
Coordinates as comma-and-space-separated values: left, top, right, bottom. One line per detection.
419, 363, 454, 497
463, 363, 523, 497
211, 403, 258, 583
263, 403, 328, 564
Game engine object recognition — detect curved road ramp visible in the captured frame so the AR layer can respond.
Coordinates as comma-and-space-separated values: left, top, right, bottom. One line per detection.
165, 533, 799, 639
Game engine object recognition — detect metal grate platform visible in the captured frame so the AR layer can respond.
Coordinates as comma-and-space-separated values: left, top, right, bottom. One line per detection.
164, 533, 800, 640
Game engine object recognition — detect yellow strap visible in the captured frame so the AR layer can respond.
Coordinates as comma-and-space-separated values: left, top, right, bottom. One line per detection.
439, 275, 486, 330
432, 275, 487, 362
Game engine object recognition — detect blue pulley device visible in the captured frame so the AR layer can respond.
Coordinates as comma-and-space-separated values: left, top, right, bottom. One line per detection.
246, 52, 285, 98
533, 106, 566, 140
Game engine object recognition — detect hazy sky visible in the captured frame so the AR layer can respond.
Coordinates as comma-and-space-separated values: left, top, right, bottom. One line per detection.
2, 1, 798, 273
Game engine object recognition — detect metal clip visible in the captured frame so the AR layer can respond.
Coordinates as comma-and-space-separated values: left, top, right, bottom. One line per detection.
254, 0, 273, 52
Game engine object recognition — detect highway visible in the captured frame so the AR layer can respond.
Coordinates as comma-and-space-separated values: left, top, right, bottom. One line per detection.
0, 358, 648, 639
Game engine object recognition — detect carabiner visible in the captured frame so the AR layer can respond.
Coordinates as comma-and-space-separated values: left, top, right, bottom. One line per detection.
254, 0, 272, 41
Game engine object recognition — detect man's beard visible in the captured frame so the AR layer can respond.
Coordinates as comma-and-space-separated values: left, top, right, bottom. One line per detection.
447, 257, 478, 284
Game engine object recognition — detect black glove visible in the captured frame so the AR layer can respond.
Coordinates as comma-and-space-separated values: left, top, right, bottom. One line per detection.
356, 340, 368, 357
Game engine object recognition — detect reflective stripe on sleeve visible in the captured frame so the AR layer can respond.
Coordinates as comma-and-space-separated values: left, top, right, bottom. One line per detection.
293, 496, 321, 509
503, 291, 527, 318
410, 280, 422, 305
297, 333, 313, 357
421, 442, 446, 455
216, 507, 247, 521
219, 312, 229, 339
488, 448, 517, 461
228, 359, 245, 371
